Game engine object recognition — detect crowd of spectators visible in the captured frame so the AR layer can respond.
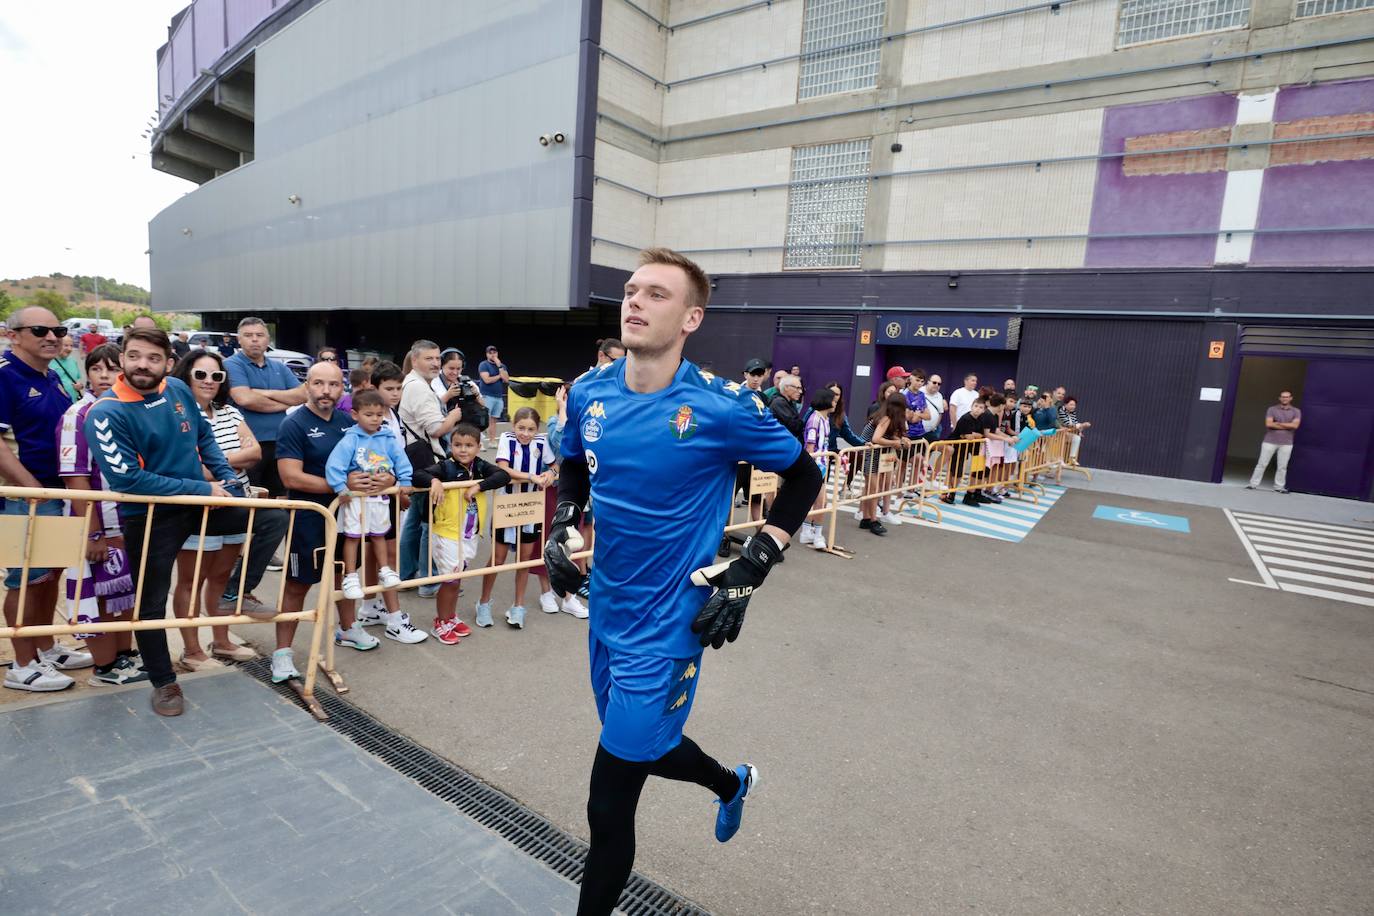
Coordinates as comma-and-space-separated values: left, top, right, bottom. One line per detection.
2, 300, 1098, 711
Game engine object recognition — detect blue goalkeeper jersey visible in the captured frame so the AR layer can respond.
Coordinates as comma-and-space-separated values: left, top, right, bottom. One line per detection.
562, 358, 801, 658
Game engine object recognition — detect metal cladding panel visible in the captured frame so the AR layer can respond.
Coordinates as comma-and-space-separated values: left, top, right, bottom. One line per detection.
682, 312, 777, 377
171, 13, 196, 99
194, 0, 227, 73
150, 0, 582, 313
1015, 318, 1205, 477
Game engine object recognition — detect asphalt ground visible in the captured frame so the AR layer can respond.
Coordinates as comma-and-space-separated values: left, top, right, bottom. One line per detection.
7, 486, 1373, 913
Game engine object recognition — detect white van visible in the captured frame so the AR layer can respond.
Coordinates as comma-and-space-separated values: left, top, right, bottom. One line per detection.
62, 318, 116, 335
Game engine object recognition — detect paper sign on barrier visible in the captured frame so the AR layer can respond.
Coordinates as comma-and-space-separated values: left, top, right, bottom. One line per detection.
878, 452, 897, 474
492, 491, 545, 529
749, 469, 779, 497
0, 515, 87, 569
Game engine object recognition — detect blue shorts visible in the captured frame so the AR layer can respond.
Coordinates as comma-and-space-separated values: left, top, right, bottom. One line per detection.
3, 498, 65, 590
589, 632, 704, 763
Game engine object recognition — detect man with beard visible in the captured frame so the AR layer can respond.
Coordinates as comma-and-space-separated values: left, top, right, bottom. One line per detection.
85, 328, 247, 716
270, 362, 419, 686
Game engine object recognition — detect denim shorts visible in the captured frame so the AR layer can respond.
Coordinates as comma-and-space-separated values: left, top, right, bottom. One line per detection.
180, 532, 248, 552
2, 498, 66, 590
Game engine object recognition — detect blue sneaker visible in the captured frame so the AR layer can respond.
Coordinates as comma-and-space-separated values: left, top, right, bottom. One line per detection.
505, 605, 526, 629
714, 764, 757, 843
418, 584, 440, 599
475, 602, 493, 628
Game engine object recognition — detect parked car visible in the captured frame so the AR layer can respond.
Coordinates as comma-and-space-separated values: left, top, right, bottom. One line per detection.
187, 331, 313, 382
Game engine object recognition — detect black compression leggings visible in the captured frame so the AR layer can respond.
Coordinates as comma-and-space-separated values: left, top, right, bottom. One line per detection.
576, 738, 741, 916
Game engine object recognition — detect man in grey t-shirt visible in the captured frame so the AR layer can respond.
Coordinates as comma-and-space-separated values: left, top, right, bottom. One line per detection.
1247, 390, 1302, 493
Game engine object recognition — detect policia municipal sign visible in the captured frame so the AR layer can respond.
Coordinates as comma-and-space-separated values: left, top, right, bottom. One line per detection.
877, 313, 1021, 350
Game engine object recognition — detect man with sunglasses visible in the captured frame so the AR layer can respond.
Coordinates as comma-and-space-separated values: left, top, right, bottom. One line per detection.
0, 307, 94, 691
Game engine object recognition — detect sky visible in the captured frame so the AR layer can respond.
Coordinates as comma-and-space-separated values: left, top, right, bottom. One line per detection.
0, 1, 192, 289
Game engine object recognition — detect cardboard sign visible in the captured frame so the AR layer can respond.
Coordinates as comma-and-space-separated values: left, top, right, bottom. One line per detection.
1208, 340, 1225, 359
749, 469, 779, 497
491, 491, 544, 529
859, 330, 872, 345
0, 514, 88, 569
878, 452, 897, 474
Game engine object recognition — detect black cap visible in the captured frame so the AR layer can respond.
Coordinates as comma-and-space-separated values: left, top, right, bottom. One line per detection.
744, 357, 767, 373
485, 344, 498, 353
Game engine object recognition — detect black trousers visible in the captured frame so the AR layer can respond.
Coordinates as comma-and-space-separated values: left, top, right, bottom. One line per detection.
246, 440, 285, 497
221, 507, 290, 602
123, 504, 250, 688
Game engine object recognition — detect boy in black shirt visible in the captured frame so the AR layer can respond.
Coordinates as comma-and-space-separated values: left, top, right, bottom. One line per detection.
411, 424, 511, 644
942, 398, 987, 507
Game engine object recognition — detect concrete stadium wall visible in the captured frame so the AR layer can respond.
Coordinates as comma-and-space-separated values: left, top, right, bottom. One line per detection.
150, 0, 585, 312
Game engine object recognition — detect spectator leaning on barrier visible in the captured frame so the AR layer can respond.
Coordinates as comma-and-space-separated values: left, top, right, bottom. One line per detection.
478, 344, 509, 425
1, 307, 94, 692
769, 374, 805, 440
921, 374, 945, 444
84, 327, 248, 717
1056, 395, 1091, 473
399, 340, 467, 595
1003, 379, 1018, 402
943, 395, 988, 507
169, 350, 274, 668
1247, 390, 1301, 494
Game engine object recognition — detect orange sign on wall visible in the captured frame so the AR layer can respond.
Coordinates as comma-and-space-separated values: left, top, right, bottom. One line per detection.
860, 330, 872, 345
1208, 340, 1225, 359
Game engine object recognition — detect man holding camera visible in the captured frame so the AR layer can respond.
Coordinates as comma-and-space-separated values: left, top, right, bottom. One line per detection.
398, 340, 473, 588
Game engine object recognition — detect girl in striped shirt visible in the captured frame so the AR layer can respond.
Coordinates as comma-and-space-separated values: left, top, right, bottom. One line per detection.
58, 345, 144, 685
477, 407, 557, 629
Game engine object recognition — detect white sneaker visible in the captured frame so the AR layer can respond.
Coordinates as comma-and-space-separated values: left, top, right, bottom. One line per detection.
4, 659, 74, 692
335, 624, 380, 651
561, 594, 589, 618
355, 599, 386, 627
807, 525, 828, 549
39, 644, 94, 670
270, 649, 299, 684
539, 590, 560, 614
881, 513, 903, 526
341, 572, 364, 600
385, 612, 428, 644
378, 566, 402, 588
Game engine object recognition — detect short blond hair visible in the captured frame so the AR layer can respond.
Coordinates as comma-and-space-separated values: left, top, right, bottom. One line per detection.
638, 247, 710, 310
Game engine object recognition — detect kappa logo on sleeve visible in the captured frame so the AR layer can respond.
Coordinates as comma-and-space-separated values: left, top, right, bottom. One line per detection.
586, 401, 608, 419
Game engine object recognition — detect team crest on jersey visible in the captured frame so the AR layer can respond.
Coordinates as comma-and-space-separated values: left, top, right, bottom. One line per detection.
582, 418, 602, 442
174, 402, 186, 416
669, 404, 697, 440
586, 401, 608, 419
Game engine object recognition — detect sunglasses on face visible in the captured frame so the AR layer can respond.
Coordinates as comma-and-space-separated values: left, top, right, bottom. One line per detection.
319, 355, 337, 361
192, 369, 226, 382
14, 325, 69, 339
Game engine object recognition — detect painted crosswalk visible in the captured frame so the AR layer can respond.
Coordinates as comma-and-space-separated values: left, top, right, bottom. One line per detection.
899, 485, 1066, 542
1226, 509, 1374, 607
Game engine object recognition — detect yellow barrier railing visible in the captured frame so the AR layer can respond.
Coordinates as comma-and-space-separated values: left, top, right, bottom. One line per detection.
0, 487, 338, 720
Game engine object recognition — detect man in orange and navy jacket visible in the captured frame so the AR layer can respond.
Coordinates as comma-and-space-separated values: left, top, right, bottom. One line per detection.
84, 327, 248, 718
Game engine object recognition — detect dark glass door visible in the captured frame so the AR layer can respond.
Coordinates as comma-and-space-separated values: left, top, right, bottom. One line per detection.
1286, 359, 1374, 499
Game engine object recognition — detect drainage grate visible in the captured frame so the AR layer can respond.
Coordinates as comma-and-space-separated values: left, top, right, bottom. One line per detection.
240, 659, 709, 916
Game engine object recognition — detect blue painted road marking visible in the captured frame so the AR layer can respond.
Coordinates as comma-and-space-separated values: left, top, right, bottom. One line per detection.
1093, 505, 1190, 533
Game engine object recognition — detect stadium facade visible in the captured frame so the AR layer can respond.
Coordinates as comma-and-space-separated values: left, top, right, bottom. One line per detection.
149, 0, 1374, 497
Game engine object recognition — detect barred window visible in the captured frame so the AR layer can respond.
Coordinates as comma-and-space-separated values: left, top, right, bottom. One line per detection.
1116, 0, 1250, 47
783, 140, 872, 270
797, 0, 887, 100
1297, 0, 1374, 15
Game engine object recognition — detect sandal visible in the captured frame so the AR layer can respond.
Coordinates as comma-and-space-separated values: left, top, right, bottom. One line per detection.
208, 641, 257, 662
177, 652, 225, 672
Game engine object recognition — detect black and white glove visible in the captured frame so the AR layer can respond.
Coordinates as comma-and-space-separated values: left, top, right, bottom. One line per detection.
689, 532, 784, 650
543, 501, 586, 597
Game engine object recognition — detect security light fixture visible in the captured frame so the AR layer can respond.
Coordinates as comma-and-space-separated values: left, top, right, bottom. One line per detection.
948, 274, 960, 289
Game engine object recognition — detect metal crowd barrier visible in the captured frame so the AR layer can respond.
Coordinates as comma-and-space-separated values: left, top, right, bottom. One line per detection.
0, 486, 338, 720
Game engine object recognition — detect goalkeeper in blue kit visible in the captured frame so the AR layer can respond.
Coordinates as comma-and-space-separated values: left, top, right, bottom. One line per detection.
543, 248, 823, 915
